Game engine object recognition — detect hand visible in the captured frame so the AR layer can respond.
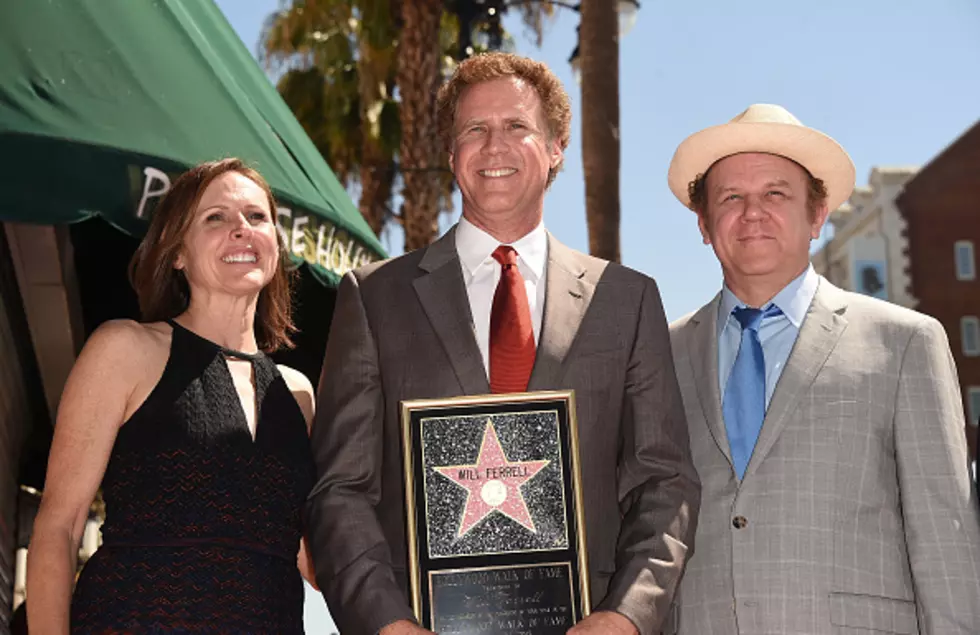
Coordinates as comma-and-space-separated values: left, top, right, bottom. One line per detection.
379, 619, 435, 635
297, 537, 318, 590
567, 611, 639, 635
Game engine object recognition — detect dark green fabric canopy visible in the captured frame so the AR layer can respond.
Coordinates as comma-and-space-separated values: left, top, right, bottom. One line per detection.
0, 0, 385, 285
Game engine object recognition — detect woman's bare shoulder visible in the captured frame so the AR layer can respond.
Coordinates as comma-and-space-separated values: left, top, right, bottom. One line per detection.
277, 365, 315, 430
87, 318, 169, 349
77, 320, 172, 386
277, 365, 314, 394
74, 320, 174, 422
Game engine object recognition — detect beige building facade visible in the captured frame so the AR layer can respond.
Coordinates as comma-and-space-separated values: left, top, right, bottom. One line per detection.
812, 166, 918, 308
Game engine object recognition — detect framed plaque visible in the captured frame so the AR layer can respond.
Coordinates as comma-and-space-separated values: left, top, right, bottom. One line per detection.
400, 391, 590, 634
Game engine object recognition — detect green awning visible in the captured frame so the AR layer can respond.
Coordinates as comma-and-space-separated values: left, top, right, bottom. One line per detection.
0, 0, 385, 285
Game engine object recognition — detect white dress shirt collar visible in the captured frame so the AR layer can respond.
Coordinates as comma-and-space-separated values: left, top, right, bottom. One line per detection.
455, 216, 547, 283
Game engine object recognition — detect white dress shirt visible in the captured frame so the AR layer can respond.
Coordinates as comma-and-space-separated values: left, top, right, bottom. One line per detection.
455, 216, 547, 375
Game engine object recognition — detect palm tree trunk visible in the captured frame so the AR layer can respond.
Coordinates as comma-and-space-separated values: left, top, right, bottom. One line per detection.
358, 152, 394, 236
397, 0, 443, 251
579, 0, 621, 263
357, 40, 393, 237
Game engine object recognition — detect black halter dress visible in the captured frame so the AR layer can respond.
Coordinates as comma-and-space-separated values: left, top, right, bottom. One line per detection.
71, 320, 315, 634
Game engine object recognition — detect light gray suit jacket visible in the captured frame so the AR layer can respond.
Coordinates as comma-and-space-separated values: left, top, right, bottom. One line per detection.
307, 227, 700, 635
668, 277, 980, 635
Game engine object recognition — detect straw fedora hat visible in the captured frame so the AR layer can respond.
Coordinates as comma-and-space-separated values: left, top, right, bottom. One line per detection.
668, 104, 855, 212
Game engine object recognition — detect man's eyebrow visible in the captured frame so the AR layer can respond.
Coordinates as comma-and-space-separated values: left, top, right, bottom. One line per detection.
711, 179, 793, 196
765, 179, 792, 188
712, 185, 740, 196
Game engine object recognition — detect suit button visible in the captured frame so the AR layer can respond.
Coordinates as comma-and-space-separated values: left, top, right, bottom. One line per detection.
732, 515, 748, 529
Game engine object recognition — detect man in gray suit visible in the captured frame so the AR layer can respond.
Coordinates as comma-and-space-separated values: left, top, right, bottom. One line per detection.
307, 52, 699, 635
666, 103, 980, 634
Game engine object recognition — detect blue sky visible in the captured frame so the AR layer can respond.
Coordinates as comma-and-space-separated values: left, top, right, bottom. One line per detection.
217, 0, 980, 322
213, 1, 980, 630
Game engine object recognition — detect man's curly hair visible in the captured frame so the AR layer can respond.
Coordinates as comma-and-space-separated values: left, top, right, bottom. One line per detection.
437, 52, 571, 186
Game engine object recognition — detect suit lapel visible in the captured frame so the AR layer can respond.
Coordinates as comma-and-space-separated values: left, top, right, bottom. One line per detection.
412, 226, 490, 395
528, 234, 595, 390
743, 279, 849, 478
686, 294, 733, 468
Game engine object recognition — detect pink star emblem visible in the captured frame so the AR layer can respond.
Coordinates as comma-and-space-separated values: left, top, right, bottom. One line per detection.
434, 419, 550, 539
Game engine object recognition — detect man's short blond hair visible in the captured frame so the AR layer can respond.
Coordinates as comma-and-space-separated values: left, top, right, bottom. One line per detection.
437, 52, 571, 185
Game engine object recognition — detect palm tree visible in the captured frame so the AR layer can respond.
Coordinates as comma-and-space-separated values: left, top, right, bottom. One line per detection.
578, 0, 621, 263
398, 1, 557, 250
354, 0, 401, 235
396, 0, 445, 251
263, 0, 555, 251
263, 0, 400, 237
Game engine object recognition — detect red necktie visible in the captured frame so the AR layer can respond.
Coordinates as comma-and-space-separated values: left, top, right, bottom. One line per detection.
489, 246, 536, 393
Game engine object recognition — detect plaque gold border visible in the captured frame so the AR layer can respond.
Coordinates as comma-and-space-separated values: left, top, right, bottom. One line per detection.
400, 390, 592, 625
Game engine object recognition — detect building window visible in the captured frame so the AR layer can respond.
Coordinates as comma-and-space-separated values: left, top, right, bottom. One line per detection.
962, 317, 980, 356
955, 240, 975, 281
967, 387, 980, 426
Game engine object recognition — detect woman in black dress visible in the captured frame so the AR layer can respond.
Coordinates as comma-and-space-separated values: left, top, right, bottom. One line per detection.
27, 158, 317, 633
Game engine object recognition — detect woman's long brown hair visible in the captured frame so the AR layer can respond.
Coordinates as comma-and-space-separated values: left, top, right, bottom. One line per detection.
129, 158, 296, 351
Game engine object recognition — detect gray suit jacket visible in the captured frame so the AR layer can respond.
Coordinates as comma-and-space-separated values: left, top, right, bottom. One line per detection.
307, 227, 700, 635
668, 277, 980, 635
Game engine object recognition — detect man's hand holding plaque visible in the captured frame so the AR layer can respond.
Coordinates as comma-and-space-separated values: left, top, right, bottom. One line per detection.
567, 610, 639, 635
380, 620, 435, 635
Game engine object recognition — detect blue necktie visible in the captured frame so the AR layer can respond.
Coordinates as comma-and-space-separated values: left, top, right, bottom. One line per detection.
723, 304, 782, 479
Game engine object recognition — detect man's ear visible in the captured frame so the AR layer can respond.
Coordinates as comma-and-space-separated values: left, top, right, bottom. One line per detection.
549, 140, 563, 171
697, 210, 712, 246
810, 202, 831, 239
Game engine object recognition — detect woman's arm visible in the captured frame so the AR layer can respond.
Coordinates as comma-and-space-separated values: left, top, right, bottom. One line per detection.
26, 321, 147, 633
278, 365, 318, 589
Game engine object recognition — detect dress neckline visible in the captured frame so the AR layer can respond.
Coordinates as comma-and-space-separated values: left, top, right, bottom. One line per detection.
166, 318, 264, 361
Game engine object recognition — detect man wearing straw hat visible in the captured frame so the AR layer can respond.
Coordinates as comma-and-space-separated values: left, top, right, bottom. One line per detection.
665, 104, 980, 634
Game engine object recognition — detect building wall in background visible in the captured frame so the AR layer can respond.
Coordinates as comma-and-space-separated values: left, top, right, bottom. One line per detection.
812, 166, 918, 308
898, 122, 980, 427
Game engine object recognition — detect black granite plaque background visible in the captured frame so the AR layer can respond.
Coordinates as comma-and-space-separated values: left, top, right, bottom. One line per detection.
430, 563, 576, 635
421, 411, 569, 559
